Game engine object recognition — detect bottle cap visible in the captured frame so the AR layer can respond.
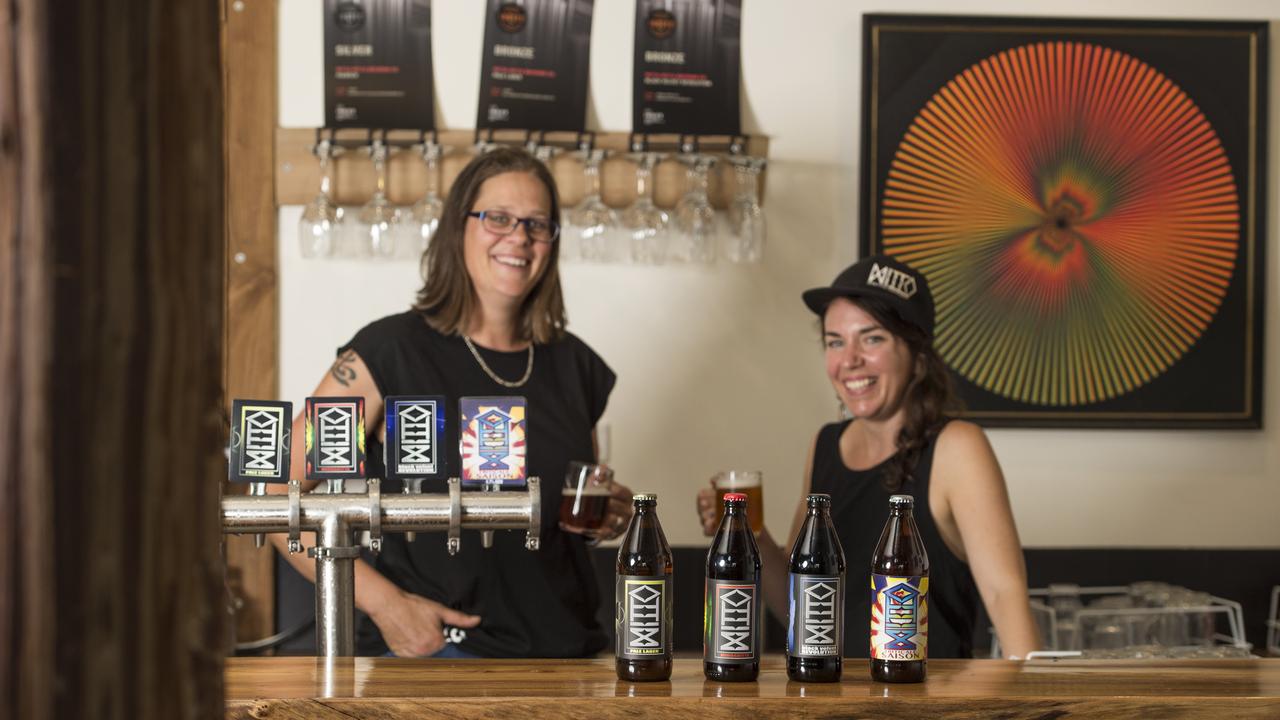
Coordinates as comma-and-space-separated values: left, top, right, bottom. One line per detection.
806, 493, 832, 506
632, 493, 657, 503
722, 492, 748, 503
889, 494, 914, 506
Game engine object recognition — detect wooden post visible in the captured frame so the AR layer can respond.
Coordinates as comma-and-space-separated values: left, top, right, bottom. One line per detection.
2, 0, 227, 717
223, 0, 280, 645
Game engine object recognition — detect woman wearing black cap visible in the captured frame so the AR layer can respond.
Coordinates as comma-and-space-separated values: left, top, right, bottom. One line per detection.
697, 254, 1040, 659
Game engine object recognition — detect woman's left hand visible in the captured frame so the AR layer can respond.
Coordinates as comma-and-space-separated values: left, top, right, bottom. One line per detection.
560, 472, 634, 542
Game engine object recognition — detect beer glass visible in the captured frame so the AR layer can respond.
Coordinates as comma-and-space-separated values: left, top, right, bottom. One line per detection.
403, 140, 443, 257
566, 149, 620, 262
721, 156, 766, 263
298, 139, 340, 258
560, 461, 614, 532
712, 470, 763, 533
353, 138, 401, 259
621, 152, 670, 264
670, 154, 717, 264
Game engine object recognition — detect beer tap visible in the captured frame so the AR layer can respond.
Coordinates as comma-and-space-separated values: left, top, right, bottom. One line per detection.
225, 395, 542, 658
223, 473, 541, 657
402, 478, 424, 543
248, 482, 268, 548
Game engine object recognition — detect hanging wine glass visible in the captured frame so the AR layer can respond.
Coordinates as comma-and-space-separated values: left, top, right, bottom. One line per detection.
298, 139, 341, 258
531, 141, 575, 262
722, 156, 766, 263
670, 153, 717, 264
350, 137, 400, 259
565, 148, 620, 262
621, 152, 670, 264
403, 139, 443, 258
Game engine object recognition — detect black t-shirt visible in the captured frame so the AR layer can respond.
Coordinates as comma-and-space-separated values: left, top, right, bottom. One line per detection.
810, 419, 980, 658
340, 310, 616, 657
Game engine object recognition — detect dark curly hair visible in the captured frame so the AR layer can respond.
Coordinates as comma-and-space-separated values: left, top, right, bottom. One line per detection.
831, 295, 961, 491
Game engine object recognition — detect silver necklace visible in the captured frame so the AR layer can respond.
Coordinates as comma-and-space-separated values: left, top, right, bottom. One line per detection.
463, 334, 534, 388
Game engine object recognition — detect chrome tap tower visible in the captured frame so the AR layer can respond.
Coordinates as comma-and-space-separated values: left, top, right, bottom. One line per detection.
221, 477, 539, 658
225, 396, 540, 658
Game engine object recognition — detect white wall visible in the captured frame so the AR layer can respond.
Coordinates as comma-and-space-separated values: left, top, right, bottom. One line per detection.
276, 0, 1280, 548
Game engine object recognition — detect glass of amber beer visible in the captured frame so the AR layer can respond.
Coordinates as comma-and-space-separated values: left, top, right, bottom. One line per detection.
561, 461, 614, 532
712, 470, 764, 533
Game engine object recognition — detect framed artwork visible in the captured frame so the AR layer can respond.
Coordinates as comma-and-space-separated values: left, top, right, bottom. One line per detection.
860, 15, 1268, 428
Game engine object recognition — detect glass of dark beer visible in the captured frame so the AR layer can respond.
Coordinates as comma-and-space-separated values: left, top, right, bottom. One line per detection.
561, 461, 614, 533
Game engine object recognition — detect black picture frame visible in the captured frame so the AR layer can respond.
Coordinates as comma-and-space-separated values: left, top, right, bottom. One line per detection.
860, 14, 1268, 428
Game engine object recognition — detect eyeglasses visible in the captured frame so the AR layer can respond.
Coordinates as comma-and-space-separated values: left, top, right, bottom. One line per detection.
468, 210, 560, 244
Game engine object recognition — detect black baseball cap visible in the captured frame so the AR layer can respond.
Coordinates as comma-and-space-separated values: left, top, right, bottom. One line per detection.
802, 254, 935, 337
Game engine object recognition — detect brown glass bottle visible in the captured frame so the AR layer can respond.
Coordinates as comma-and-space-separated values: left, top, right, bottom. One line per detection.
869, 494, 930, 683
787, 493, 846, 682
616, 494, 673, 681
704, 493, 761, 682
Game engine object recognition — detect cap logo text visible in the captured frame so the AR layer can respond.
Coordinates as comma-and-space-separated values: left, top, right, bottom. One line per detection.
867, 262, 917, 300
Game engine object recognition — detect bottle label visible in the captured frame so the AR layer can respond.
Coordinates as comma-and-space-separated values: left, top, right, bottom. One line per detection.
616, 575, 671, 659
703, 578, 760, 663
787, 574, 843, 657
870, 574, 928, 661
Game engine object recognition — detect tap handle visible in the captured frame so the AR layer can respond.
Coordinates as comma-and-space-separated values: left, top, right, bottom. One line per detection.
525, 476, 541, 551
402, 478, 424, 542
249, 482, 268, 548
287, 479, 303, 553
447, 478, 462, 555
367, 478, 382, 553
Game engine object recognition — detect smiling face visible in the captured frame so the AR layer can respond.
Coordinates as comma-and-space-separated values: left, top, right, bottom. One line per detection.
463, 170, 555, 311
824, 297, 918, 424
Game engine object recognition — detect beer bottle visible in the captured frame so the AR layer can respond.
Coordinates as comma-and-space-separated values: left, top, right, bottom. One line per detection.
869, 494, 930, 683
616, 494, 673, 681
787, 493, 846, 682
704, 492, 761, 682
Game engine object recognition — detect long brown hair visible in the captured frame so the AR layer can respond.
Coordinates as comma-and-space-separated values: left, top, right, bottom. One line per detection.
834, 296, 960, 491
412, 147, 567, 343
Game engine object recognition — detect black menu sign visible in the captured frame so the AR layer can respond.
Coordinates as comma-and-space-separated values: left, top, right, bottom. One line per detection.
632, 0, 741, 135
324, 0, 435, 129
475, 0, 595, 131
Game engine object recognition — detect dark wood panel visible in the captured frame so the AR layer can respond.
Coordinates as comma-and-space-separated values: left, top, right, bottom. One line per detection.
0, 0, 56, 717
1, 0, 227, 717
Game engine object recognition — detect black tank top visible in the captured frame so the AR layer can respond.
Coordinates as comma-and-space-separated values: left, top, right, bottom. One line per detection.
810, 419, 980, 658
341, 311, 616, 657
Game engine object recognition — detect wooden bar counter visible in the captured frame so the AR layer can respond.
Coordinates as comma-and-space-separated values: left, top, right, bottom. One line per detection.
226, 657, 1280, 718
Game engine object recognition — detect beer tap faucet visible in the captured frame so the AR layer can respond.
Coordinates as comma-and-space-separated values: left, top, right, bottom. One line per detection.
223, 395, 542, 659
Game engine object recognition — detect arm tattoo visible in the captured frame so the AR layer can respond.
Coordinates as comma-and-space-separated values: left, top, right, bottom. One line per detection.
330, 350, 358, 387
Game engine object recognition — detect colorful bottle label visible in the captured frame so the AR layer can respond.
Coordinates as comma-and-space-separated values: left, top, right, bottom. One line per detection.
616, 575, 671, 659
870, 574, 928, 661
787, 574, 843, 657
703, 578, 760, 663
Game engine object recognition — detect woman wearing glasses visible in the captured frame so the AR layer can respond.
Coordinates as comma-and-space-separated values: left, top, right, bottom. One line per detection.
273, 147, 631, 659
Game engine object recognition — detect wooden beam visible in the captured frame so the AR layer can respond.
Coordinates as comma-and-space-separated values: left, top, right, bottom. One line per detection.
223, 0, 279, 646
276, 128, 770, 209
1, 0, 55, 715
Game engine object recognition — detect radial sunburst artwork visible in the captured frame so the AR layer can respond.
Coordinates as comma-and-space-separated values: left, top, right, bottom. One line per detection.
880, 41, 1241, 406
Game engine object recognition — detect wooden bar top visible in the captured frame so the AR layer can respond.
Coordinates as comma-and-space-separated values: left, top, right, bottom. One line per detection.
226, 657, 1280, 718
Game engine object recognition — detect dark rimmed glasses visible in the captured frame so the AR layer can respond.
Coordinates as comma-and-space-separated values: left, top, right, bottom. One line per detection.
468, 210, 560, 244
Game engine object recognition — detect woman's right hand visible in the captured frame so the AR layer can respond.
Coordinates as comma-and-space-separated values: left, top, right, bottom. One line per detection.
696, 482, 719, 536
367, 589, 482, 657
